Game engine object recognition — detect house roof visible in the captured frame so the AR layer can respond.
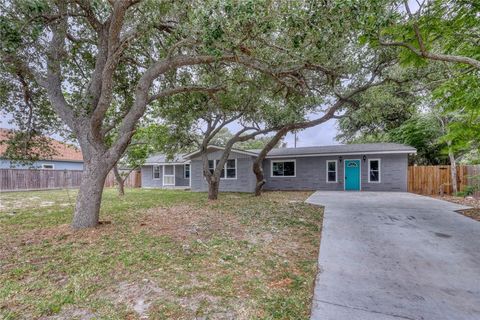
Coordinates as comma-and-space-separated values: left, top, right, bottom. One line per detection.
145, 143, 416, 164
0, 128, 83, 162
248, 143, 416, 158
183, 145, 259, 159
144, 153, 188, 165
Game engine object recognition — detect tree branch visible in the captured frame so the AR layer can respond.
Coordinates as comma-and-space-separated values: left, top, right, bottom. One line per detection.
147, 86, 225, 104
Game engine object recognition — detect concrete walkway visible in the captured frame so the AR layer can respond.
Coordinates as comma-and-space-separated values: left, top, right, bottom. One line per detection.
306, 192, 480, 320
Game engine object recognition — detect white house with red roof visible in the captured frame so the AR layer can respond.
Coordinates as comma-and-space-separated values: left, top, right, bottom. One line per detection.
0, 128, 84, 170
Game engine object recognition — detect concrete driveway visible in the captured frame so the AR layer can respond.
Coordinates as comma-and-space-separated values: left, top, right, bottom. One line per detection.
306, 192, 480, 320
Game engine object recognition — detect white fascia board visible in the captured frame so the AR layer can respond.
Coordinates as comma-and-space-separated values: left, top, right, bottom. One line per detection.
144, 161, 189, 165
265, 150, 416, 159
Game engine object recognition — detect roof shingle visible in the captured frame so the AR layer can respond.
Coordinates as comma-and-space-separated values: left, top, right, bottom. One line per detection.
0, 128, 83, 162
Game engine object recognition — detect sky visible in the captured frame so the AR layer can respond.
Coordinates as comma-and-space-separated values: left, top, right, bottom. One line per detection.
1, 109, 341, 148
283, 119, 339, 147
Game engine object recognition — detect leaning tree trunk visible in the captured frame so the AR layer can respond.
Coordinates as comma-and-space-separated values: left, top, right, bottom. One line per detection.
72, 161, 111, 229
113, 164, 125, 196
253, 128, 289, 196
208, 177, 220, 200
448, 144, 458, 194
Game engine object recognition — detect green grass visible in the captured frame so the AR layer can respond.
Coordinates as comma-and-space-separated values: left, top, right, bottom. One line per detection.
0, 188, 323, 319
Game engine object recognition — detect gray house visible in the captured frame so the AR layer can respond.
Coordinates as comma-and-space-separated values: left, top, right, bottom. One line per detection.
141, 143, 416, 192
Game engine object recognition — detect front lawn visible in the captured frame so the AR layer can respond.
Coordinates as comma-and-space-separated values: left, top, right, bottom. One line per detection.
0, 188, 323, 319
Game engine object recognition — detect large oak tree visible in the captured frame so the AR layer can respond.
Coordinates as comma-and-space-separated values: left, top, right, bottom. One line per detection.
0, 0, 331, 228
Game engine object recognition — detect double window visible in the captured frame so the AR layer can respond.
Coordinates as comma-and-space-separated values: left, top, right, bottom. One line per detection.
271, 160, 296, 177
207, 159, 237, 179
184, 164, 190, 179
368, 159, 381, 182
326, 160, 337, 183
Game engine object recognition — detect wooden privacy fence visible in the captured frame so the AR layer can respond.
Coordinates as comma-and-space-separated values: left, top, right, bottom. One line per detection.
0, 168, 141, 192
408, 165, 480, 196
104, 169, 141, 188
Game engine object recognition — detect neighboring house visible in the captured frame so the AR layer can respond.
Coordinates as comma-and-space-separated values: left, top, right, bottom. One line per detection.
0, 128, 84, 170
141, 143, 416, 192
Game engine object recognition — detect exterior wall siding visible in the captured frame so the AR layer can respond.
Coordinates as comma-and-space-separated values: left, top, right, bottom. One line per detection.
141, 151, 409, 192
190, 150, 256, 192
175, 164, 190, 187
0, 159, 83, 170
141, 165, 163, 188
141, 164, 190, 188
360, 154, 408, 191
263, 153, 408, 192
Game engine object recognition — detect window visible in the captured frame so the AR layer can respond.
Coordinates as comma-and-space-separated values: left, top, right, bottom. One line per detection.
215, 160, 225, 178
184, 164, 190, 179
153, 166, 161, 179
208, 160, 215, 175
271, 160, 295, 177
225, 159, 236, 178
212, 159, 237, 179
368, 159, 381, 182
207, 159, 237, 179
326, 160, 337, 182
42, 164, 54, 169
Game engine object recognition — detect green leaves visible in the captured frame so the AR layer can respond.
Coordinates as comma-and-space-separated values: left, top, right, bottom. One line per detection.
0, 17, 22, 54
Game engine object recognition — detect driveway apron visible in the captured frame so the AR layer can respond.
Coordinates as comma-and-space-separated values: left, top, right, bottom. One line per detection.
306, 191, 480, 320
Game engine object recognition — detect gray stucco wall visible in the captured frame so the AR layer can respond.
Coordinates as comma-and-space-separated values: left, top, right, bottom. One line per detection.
190, 150, 256, 192
0, 159, 84, 170
263, 153, 408, 192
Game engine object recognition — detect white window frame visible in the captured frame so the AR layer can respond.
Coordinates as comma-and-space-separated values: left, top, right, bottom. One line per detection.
163, 165, 175, 186
42, 163, 55, 169
270, 159, 296, 178
368, 158, 381, 183
211, 158, 237, 180
326, 160, 337, 183
152, 165, 161, 180
184, 164, 190, 179
223, 158, 237, 180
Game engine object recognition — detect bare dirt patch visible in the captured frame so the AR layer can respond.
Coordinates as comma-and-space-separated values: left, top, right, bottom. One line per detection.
137, 204, 245, 241
40, 308, 97, 320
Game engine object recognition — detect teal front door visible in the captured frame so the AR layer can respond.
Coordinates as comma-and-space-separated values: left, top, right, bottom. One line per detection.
344, 160, 360, 191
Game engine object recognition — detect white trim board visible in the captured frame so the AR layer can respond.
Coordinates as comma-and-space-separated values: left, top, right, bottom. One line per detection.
266, 150, 415, 159
325, 160, 338, 183
270, 159, 296, 178
145, 162, 188, 165
368, 158, 382, 183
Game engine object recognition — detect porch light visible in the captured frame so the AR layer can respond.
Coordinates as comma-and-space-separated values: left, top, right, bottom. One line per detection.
363, 155, 367, 162
339, 156, 343, 163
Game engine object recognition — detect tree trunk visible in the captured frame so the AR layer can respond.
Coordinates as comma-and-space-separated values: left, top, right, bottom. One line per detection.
448, 145, 458, 194
72, 162, 110, 229
253, 128, 289, 196
208, 177, 220, 200
253, 161, 266, 196
113, 164, 125, 196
